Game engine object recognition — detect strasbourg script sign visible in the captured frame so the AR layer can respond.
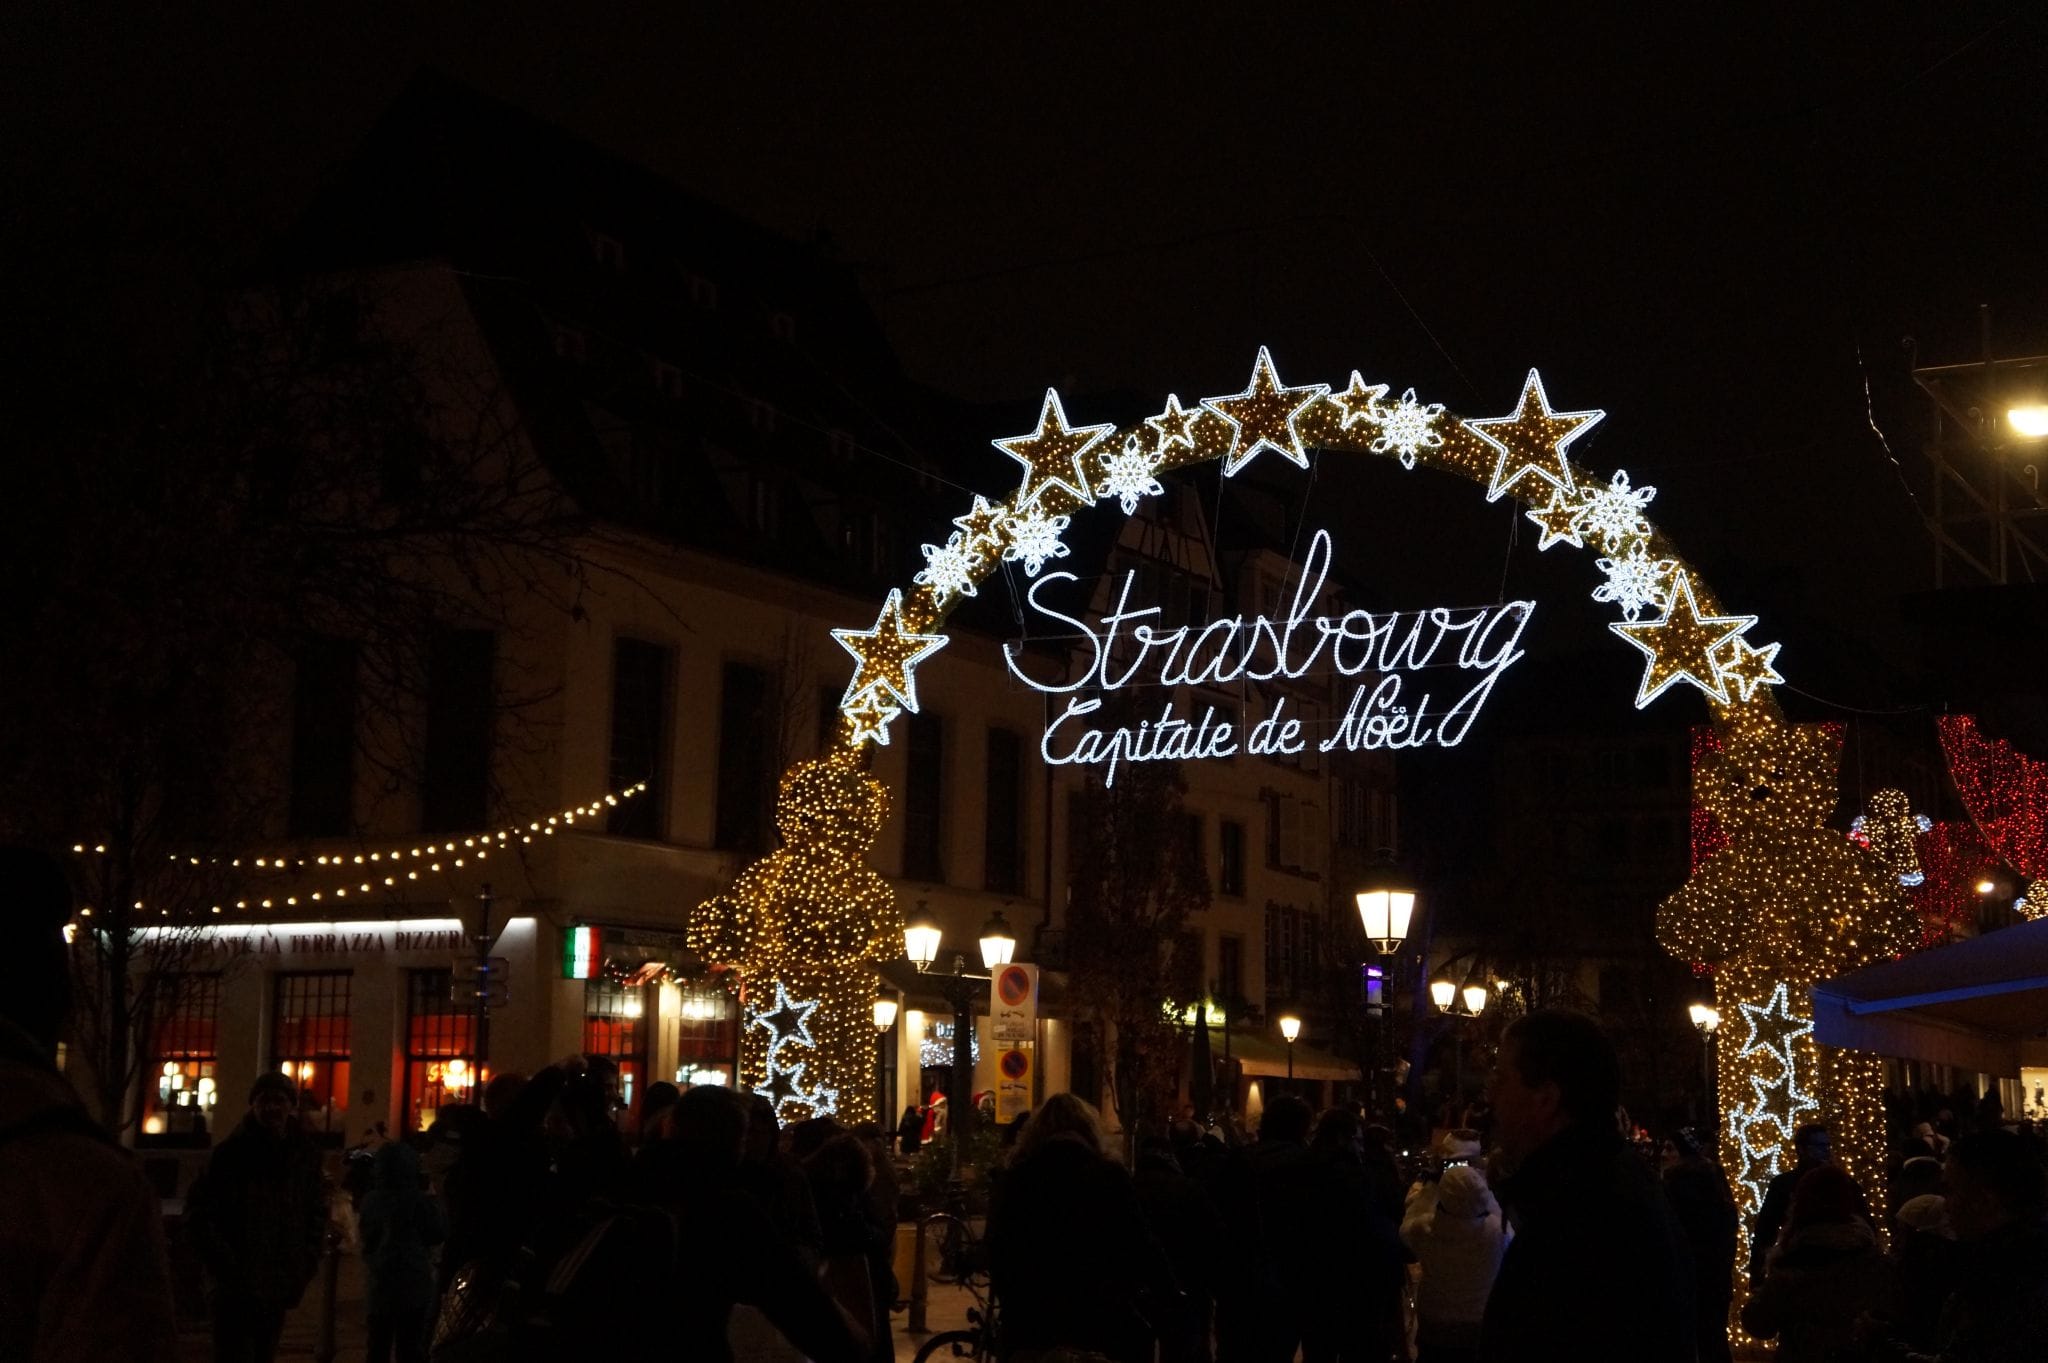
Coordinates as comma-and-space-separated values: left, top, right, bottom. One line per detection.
1005, 529, 1535, 785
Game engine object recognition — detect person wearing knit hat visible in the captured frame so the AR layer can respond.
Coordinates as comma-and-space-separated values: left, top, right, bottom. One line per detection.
1740, 1166, 1893, 1362
0, 846, 178, 1361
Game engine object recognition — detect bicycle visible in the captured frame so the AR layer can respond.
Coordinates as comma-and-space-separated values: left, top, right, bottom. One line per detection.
911, 1211, 999, 1363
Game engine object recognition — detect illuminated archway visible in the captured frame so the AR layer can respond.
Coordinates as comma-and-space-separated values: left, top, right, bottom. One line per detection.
687, 348, 1918, 1303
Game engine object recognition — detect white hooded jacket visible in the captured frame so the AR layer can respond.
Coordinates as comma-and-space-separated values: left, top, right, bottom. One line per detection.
1401, 1163, 1512, 1333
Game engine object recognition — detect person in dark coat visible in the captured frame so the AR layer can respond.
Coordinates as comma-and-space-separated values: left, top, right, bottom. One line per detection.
358, 1141, 445, 1363
897, 1104, 923, 1155
634, 1086, 864, 1363
804, 1131, 897, 1363
1659, 1129, 1738, 1363
1134, 1136, 1224, 1363
1749, 1122, 1870, 1282
738, 1092, 823, 1265
1740, 1165, 1895, 1363
1301, 1109, 1407, 1363
186, 1071, 329, 1363
988, 1093, 1177, 1363
0, 846, 178, 1363
1479, 1011, 1693, 1363
1213, 1093, 1323, 1363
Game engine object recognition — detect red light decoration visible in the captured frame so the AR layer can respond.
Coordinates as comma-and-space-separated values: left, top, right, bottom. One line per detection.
1938, 715, 2048, 879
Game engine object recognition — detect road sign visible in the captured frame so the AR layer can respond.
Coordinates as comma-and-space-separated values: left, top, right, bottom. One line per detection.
450, 956, 510, 1008
452, 956, 510, 982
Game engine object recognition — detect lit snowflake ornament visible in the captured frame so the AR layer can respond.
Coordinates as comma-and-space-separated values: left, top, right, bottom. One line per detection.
1003, 507, 1071, 577
1098, 435, 1166, 515
914, 531, 979, 604
1368, 387, 1446, 468
1592, 543, 1677, 622
1577, 469, 1657, 552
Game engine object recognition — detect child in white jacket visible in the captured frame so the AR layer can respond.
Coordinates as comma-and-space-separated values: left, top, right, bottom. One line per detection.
1401, 1162, 1512, 1362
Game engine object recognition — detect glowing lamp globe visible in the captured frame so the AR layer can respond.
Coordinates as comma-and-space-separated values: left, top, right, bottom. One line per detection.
1278, 1012, 1303, 1044
979, 909, 1017, 970
2008, 405, 2048, 440
872, 992, 900, 1033
1430, 978, 1457, 1011
1688, 1002, 1721, 1035
1462, 983, 1489, 1016
904, 903, 942, 970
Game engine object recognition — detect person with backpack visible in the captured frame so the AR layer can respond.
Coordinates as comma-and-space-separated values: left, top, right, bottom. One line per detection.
0, 846, 178, 1362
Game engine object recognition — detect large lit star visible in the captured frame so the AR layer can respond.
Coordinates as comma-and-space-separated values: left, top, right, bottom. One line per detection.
1203, 346, 1330, 477
832, 588, 947, 713
1609, 571, 1755, 708
1466, 368, 1605, 503
752, 980, 821, 1059
995, 390, 1112, 508
1714, 634, 1784, 703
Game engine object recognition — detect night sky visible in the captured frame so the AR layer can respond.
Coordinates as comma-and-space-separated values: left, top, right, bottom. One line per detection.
11, 2, 2046, 700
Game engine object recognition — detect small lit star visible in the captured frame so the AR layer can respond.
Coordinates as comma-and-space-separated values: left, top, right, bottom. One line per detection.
1466, 368, 1605, 503
952, 495, 1009, 555
1145, 393, 1200, 455
843, 688, 902, 747
1525, 493, 1586, 550
1203, 346, 1330, 477
1714, 634, 1785, 703
1334, 371, 1389, 429
1609, 571, 1755, 708
832, 588, 947, 713
995, 390, 1112, 509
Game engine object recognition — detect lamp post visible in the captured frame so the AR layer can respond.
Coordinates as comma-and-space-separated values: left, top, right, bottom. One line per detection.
1689, 1002, 1720, 1129
1431, 964, 1489, 1111
1278, 1010, 1302, 1083
873, 989, 900, 1121
904, 902, 1018, 1180
1355, 853, 1417, 1115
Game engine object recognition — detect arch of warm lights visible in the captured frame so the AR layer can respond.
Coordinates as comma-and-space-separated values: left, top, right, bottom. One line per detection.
690, 348, 1923, 1346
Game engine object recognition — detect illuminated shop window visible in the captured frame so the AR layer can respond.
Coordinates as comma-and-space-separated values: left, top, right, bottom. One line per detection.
404, 969, 476, 1133
272, 971, 351, 1134
143, 973, 222, 1138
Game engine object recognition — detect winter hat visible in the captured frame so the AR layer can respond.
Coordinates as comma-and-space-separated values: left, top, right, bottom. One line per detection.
1435, 1163, 1496, 1219
1896, 1194, 1951, 1236
1437, 1129, 1482, 1162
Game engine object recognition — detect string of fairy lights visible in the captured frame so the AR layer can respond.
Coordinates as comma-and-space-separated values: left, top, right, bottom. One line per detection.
69, 782, 647, 918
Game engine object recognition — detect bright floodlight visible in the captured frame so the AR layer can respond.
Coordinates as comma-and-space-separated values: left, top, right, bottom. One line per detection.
2008, 405, 2048, 439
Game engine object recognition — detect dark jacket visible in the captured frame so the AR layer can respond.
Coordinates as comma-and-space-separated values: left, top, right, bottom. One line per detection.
1751, 1162, 1872, 1277
1740, 1219, 1896, 1363
1481, 1124, 1693, 1363
1663, 1159, 1738, 1317
989, 1136, 1176, 1363
1878, 1218, 2048, 1363
0, 1019, 177, 1362
185, 1112, 328, 1307
358, 1142, 447, 1316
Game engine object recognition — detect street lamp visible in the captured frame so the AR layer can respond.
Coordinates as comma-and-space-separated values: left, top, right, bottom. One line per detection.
2009, 404, 2048, 440
1355, 856, 1416, 956
873, 990, 900, 1032
1430, 976, 1457, 1011
872, 989, 900, 1122
904, 902, 943, 970
1690, 1002, 1720, 1128
979, 910, 1017, 970
1461, 983, 1489, 1016
1278, 1010, 1302, 1081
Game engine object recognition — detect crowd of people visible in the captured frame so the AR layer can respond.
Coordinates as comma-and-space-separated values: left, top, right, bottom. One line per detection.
7, 843, 2048, 1362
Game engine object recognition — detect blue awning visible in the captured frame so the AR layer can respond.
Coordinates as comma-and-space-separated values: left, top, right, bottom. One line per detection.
1812, 918, 2048, 1076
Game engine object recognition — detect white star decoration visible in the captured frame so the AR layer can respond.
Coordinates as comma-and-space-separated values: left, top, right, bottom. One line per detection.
1369, 387, 1446, 468
1003, 506, 1072, 576
831, 588, 947, 714
748, 982, 838, 1122
1099, 436, 1166, 515
1592, 543, 1678, 623
1145, 393, 1199, 455
914, 532, 979, 604
1467, 369, 1605, 503
1577, 469, 1657, 553
1724, 983, 1818, 1209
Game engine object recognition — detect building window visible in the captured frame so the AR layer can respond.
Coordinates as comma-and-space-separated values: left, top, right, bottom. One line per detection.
1173, 930, 1204, 1003
143, 973, 222, 1138
674, 981, 738, 1087
608, 638, 670, 839
985, 728, 1024, 894
1217, 934, 1244, 1004
421, 629, 494, 832
715, 663, 774, 853
287, 636, 357, 837
903, 711, 945, 882
582, 978, 648, 1125
404, 969, 475, 1134
1220, 820, 1246, 898
1265, 793, 1308, 872
1336, 778, 1368, 851
1183, 812, 1204, 880
1369, 789, 1398, 855
272, 972, 351, 1135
